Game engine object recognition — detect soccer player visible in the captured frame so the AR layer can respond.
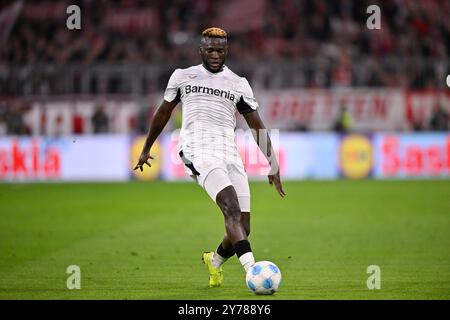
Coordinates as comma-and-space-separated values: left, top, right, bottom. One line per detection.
134, 27, 286, 287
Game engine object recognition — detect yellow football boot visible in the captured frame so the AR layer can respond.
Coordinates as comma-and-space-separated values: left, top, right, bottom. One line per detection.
202, 252, 223, 287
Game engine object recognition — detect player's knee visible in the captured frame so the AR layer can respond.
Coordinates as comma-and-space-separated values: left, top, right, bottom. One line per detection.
219, 198, 241, 222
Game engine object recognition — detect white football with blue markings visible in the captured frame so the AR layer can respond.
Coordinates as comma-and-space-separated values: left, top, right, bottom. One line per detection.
245, 261, 282, 295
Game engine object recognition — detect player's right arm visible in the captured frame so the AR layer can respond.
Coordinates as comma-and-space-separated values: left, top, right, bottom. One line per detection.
134, 69, 182, 172
133, 99, 179, 172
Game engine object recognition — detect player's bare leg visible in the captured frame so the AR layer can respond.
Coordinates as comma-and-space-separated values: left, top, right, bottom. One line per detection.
215, 212, 250, 263
215, 186, 246, 240
207, 213, 249, 270
215, 186, 255, 272
202, 187, 254, 286
202, 188, 252, 286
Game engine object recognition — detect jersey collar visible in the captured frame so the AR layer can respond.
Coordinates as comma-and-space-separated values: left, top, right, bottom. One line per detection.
200, 64, 227, 75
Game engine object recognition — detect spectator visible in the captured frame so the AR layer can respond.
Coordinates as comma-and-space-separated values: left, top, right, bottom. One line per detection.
4, 102, 26, 135
333, 105, 352, 133
91, 104, 109, 133
0, 0, 449, 94
429, 103, 449, 131
0, 104, 7, 135
136, 103, 153, 134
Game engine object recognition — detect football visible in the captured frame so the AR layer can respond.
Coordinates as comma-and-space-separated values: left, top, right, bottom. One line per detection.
246, 261, 282, 295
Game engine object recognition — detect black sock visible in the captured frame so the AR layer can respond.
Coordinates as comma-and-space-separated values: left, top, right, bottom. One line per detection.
233, 239, 252, 258
217, 243, 235, 259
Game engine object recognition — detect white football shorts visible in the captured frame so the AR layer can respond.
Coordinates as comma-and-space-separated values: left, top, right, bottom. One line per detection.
179, 150, 250, 212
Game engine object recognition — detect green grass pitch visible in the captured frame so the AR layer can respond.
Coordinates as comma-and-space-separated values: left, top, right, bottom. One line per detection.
0, 180, 449, 300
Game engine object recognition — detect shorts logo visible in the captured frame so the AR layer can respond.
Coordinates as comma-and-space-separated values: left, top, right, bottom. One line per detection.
185, 85, 235, 102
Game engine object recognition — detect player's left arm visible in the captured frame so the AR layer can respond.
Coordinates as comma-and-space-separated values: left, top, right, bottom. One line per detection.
243, 110, 286, 198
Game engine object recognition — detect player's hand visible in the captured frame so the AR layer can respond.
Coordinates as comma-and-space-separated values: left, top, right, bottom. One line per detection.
268, 170, 286, 198
133, 152, 154, 172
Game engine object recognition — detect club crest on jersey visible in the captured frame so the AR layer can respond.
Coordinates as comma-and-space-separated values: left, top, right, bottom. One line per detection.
185, 85, 235, 102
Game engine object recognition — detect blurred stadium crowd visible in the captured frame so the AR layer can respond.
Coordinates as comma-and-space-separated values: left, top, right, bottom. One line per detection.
0, 0, 449, 95
0, 0, 448, 136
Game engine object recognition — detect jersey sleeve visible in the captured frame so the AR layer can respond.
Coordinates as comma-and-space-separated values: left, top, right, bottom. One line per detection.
236, 78, 259, 114
163, 69, 181, 103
